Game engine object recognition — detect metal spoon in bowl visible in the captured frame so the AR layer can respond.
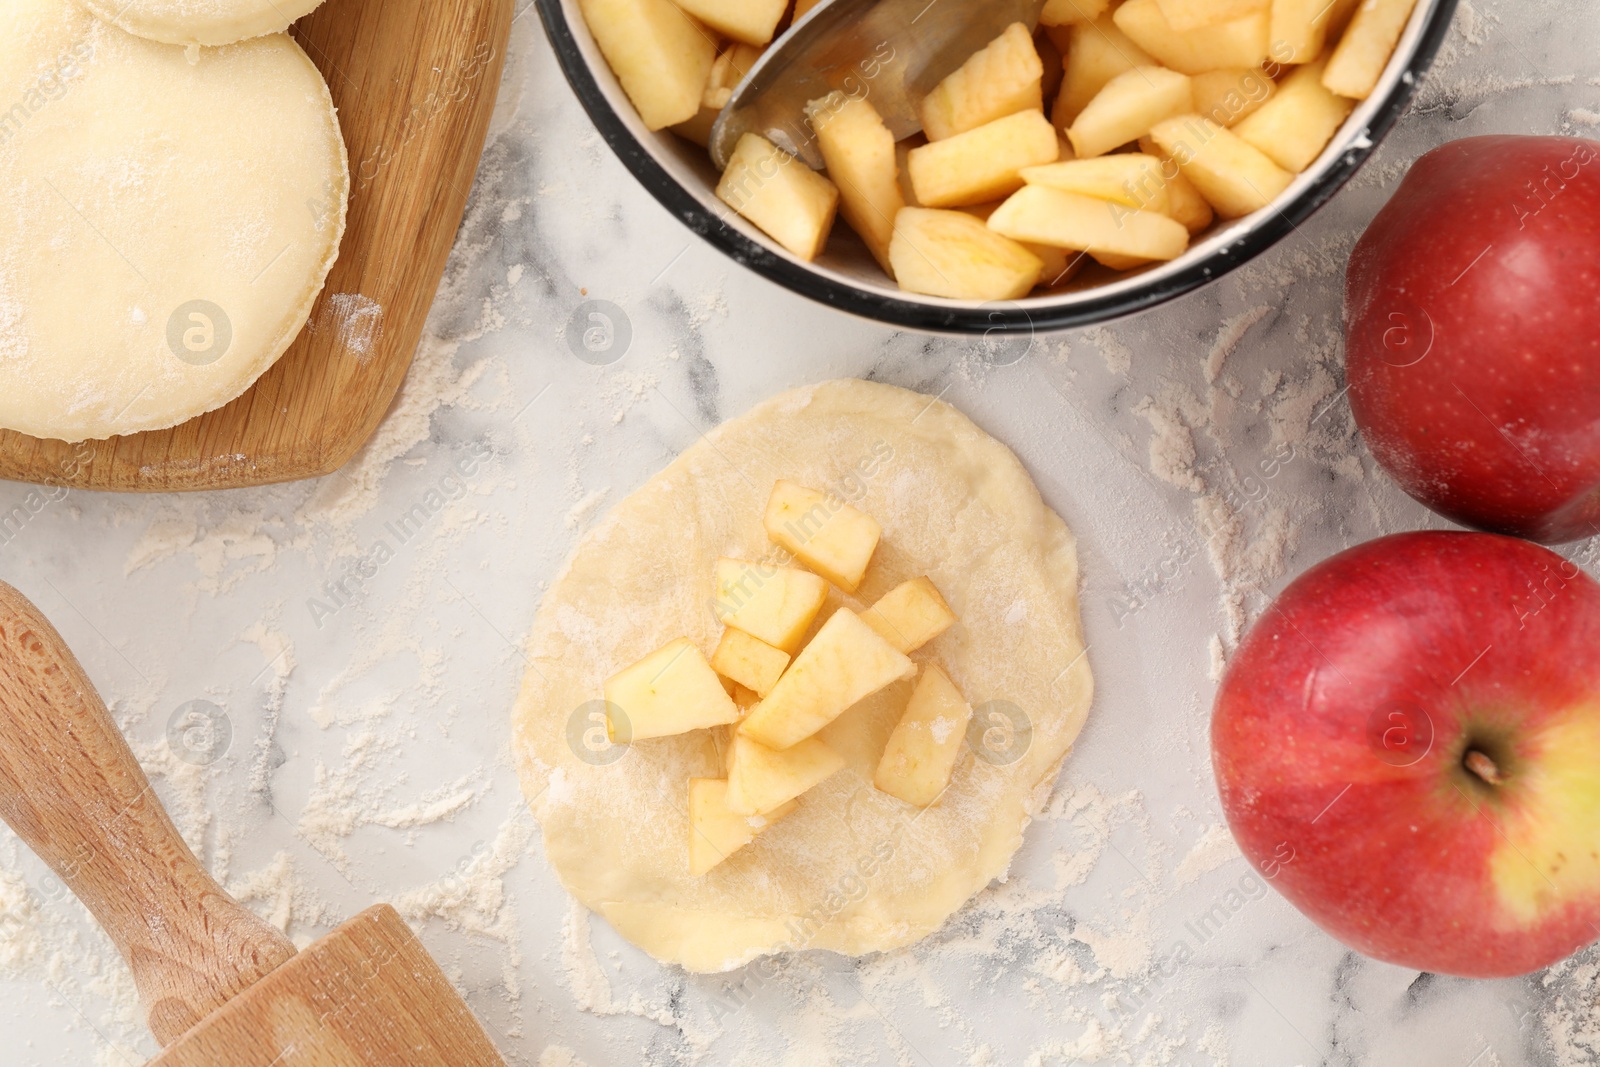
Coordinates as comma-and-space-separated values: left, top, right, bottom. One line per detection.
709, 0, 1047, 171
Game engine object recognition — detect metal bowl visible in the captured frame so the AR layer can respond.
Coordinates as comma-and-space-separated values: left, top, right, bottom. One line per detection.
537, 0, 1460, 334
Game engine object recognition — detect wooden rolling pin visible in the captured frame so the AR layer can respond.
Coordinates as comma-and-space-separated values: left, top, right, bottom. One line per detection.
0, 582, 508, 1065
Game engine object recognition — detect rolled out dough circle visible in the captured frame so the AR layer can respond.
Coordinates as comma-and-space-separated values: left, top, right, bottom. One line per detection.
75, 0, 326, 47
513, 379, 1094, 973
0, 0, 348, 442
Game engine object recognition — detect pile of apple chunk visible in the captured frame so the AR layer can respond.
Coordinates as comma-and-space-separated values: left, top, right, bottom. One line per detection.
601, 480, 972, 875
580, 0, 1418, 300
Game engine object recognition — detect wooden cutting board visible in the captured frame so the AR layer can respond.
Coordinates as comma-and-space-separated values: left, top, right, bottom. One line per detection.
0, 0, 513, 492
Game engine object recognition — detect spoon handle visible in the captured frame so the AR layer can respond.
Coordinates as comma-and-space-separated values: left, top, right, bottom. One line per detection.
0, 582, 296, 1046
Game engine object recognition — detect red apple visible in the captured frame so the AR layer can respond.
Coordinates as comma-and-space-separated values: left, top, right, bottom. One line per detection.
1213, 531, 1600, 977
1346, 135, 1600, 544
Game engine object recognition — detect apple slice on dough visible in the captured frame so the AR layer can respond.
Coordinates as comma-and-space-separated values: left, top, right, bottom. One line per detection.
603, 637, 742, 741
875, 665, 975, 807
713, 557, 829, 652
861, 577, 958, 654
710, 627, 791, 697
688, 778, 797, 875
726, 734, 846, 814
740, 608, 915, 750
763, 480, 883, 592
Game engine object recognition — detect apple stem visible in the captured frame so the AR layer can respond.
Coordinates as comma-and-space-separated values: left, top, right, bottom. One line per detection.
1464, 749, 1504, 786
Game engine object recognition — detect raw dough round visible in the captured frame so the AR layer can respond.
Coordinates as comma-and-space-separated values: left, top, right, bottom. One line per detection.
75, 0, 326, 47
0, 0, 348, 442
513, 379, 1094, 973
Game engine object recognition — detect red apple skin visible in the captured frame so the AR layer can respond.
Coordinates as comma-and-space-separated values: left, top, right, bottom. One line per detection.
1346, 135, 1600, 544
1213, 531, 1600, 977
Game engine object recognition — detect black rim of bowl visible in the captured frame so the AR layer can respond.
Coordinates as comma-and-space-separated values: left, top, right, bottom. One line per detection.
537, 0, 1462, 335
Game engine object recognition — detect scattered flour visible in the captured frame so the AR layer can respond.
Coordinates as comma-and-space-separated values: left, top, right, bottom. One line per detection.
1134, 393, 1204, 493
1540, 953, 1600, 1064
559, 900, 676, 1027
1084, 325, 1133, 376
313, 293, 386, 365
564, 488, 610, 531
1173, 824, 1241, 887
0, 868, 42, 975
1204, 306, 1272, 385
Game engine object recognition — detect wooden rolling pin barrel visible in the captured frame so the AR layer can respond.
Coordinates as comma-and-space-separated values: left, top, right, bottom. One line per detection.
0, 582, 507, 1066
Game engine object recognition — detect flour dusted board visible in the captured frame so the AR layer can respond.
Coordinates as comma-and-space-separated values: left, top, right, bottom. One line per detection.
0, 0, 513, 492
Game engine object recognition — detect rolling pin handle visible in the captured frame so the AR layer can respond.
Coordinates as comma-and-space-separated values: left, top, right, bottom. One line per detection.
0, 582, 297, 1045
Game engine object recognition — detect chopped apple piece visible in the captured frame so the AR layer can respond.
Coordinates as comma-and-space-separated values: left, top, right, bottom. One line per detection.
1067, 66, 1193, 158
1036, 247, 1085, 287
581, 0, 717, 131
1137, 136, 1217, 232
740, 608, 916, 750
1040, 0, 1110, 26
688, 778, 797, 875
704, 51, 735, 109
1150, 114, 1293, 218
1155, 0, 1267, 31
713, 557, 829, 652
989, 185, 1190, 262
673, 0, 785, 46
1235, 60, 1356, 172
1031, 240, 1082, 286
725, 734, 846, 813
1157, 164, 1216, 233
716, 134, 840, 260
1091, 251, 1154, 271
1190, 67, 1276, 127
603, 637, 742, 741
890, 208, 1044, 299
1012, 236, 1077, 284
726, 42, 763, 79
907, 110, 1060, 208
808, 92, 904, 275
1113, 0, 1270, 76
701, 42, 763, 110
1022, 154, 1171, 214
962, 201, 1082, 287
920, 23, 1044, 141
1322, 0, 1419, 101
861, 577, 958, 654
711, 627, 791, 697
1053, 17, 1157, 129
874, 665, 975, 807
1271, 0, 1361, 64
672, 106, 718, 147
764, 480, 882, 592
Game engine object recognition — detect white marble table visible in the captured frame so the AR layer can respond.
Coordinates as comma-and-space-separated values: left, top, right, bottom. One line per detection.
2, 1, 1598, 1063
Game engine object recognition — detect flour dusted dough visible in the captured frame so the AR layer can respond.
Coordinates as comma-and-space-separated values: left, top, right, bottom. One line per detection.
514, 380, 1094, 973
75, 0, 326, 47
0, 0, 347, 442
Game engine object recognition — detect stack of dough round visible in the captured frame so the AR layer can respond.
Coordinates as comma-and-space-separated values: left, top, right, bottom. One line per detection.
76, 0, 326, 47
514, 380, 1095, 973
0, 0, 348, 442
